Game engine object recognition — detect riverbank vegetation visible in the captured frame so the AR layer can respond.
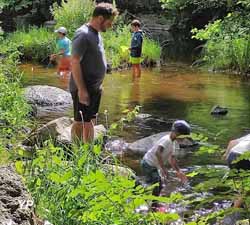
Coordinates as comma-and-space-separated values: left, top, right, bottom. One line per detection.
160, 0, 250, 74
0, 0, 161, 68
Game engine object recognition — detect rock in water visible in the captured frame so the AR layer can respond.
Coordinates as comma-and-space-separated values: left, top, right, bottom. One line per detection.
24, 85, 72, 106
0, 166, 34, 225
211, 105, 228, 115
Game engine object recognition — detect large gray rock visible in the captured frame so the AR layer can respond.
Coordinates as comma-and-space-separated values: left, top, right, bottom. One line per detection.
128, 132, 198, 156
24, 85, 72, 106
22, 117, 107, 146
0, 166, 34, 225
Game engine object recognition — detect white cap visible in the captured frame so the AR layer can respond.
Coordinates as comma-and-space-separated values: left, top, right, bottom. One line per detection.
54, 27, 67, 34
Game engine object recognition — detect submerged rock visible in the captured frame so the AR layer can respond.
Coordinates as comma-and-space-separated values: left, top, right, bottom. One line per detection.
211, 105, 228, 115
105, 139, 129, 156
101, 164, 136, 178
24, 85, 72, 106
128, 132, 198, 157
22, 116, 107, 146
0, 166, 34, 225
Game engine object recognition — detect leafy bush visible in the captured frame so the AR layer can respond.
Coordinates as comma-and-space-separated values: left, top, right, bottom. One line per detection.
52, 0, 94, 37
6, 27, 56, 63
0, 42, 31, 144
16, 141, 181, 225
192, 12, 250, 73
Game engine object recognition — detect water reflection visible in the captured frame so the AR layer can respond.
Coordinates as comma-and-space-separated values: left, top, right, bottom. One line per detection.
21, 63, 250, 146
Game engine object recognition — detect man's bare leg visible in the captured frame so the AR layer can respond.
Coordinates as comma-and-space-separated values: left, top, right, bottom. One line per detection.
83, 121, 95, 143
71, 121, 83, 143
71, 119, 97, 144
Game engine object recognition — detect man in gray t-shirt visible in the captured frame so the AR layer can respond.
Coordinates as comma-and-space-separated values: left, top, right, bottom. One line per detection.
70, 3, 118, 143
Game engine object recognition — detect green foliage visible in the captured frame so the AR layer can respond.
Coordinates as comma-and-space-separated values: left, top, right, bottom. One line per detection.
185, 151, 250, 223
0, 0, 33, 10
0, 46, 31, 140
6, 27, 56, 63
52, 0, 94, 37
18, 141, 181, 225
192, 12, 250, 73
160, 0, 230, 12
0, 40, 31, 165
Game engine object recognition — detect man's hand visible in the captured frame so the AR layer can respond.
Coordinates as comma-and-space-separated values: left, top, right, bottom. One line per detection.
176, 171, 188, 183
78, 89, 90, 106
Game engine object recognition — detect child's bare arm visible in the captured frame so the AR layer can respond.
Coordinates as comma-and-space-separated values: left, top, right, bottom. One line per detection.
168, 154, 188, 183
156, 146, 168, 178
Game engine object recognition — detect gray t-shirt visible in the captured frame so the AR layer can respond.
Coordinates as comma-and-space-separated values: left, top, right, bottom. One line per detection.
69, 24, 107, 93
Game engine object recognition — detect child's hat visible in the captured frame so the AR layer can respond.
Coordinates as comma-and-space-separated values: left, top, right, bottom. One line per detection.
171, 120, 191, 135
55, 27, 67, 34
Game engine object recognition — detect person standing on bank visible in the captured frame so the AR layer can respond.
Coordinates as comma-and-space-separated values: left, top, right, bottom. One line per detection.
70, 3, 118, 143
129, 19, 143, 79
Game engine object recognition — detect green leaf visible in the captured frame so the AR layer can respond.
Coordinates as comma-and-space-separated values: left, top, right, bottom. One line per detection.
15, 161, 24, 174
93, 145, 101, 155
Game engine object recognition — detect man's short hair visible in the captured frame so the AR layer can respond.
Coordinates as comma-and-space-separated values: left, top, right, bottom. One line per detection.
131, 19, 141, 27
93, 3, 118, 20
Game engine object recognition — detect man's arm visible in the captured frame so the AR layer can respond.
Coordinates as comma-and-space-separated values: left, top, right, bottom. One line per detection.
71, 55, 89, 105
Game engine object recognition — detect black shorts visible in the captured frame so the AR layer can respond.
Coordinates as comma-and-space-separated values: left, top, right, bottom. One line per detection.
71, 89, 102, 122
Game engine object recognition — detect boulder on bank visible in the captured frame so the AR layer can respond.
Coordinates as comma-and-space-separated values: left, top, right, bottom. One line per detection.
226, 134, 250, 170
0, 166, 34, 225
24, 85, 73, 106
127, 132, 198, 157
22, 117, 107, 146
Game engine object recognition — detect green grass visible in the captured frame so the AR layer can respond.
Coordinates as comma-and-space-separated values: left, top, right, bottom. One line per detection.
6, 27, 56, 63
